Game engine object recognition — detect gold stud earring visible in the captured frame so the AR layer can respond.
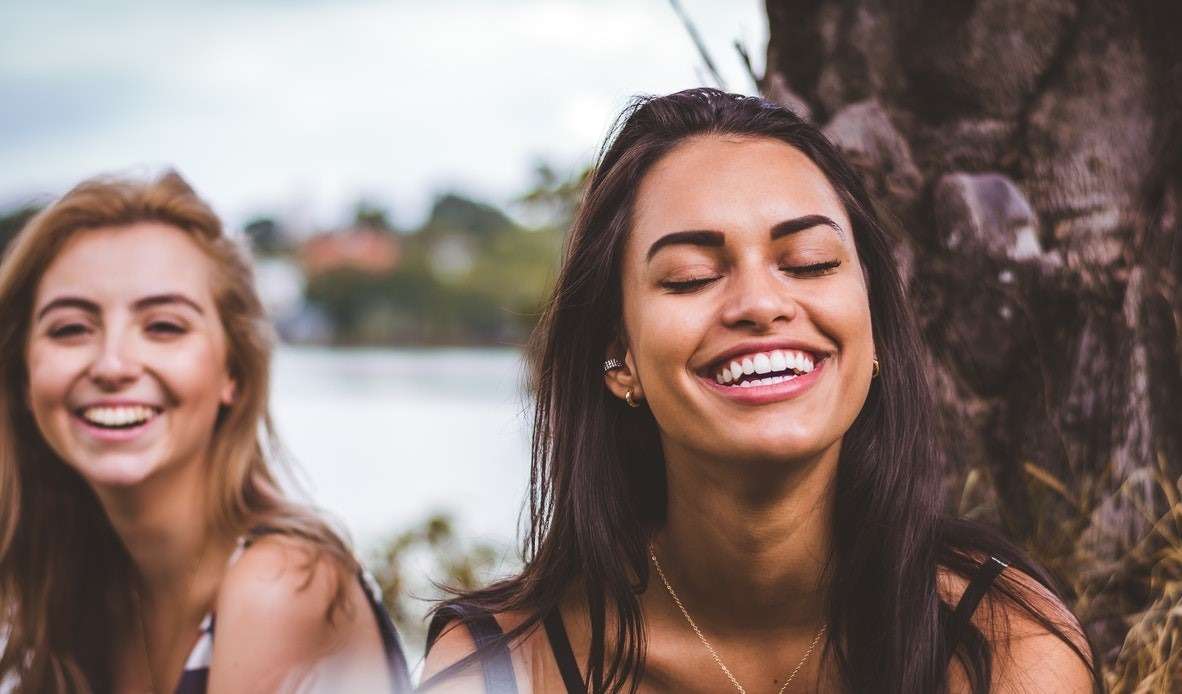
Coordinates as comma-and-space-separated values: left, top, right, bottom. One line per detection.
872, 358, 880, 378
625, 388, 641, 408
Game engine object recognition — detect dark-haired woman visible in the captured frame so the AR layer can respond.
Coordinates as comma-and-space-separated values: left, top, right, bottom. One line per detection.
420, 89, 1101, 693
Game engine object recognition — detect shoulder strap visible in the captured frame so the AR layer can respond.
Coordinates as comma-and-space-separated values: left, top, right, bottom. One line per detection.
358, 572, 412, 693
951, 556, 1008, 641
424, 604, 519, 694
543, 610, 587, 694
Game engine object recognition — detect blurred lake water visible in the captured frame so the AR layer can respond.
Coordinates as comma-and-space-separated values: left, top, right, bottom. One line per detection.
270, 346, 532, 561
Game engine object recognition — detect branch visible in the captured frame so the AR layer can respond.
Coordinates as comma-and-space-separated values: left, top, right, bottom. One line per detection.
734, 39, 760, 91
667, 0, 726, 90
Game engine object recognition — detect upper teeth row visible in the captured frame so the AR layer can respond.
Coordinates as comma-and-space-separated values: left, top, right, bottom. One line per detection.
82, 406, 156, 426
715, 350, 816, 384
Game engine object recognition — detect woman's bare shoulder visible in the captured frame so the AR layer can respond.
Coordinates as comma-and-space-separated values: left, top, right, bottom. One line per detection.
938, 562, 1094, 694
420, 606, 562, 693
208, 534, 380, 691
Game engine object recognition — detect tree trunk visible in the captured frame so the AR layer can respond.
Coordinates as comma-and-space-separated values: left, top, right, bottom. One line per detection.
762, 0, 1181, 669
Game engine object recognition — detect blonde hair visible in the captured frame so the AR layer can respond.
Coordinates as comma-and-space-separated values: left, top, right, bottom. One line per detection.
0, 171, 355, 692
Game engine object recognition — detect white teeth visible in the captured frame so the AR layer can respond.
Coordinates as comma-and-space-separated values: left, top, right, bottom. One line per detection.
712, 348, 822, 388
82, 405, 155, 427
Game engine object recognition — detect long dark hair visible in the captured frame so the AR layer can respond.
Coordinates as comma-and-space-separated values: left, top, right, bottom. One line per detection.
430, 89, 1101, 693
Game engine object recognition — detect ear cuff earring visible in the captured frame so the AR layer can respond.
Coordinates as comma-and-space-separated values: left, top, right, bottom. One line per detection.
603, 358, 624, 373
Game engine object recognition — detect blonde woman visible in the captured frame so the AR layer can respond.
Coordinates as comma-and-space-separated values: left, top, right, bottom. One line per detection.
0, 172, 410, 693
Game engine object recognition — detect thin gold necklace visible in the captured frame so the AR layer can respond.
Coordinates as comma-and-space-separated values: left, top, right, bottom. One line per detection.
135, 536, 213, 694
650, 546, 826, 694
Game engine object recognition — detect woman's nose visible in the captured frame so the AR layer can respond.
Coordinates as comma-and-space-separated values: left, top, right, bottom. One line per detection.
87, 331, 142, 388
719, 264, 798, 330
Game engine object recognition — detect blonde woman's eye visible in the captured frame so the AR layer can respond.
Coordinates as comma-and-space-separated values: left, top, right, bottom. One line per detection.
147, 321, 186, 335
49, 323, 89, 339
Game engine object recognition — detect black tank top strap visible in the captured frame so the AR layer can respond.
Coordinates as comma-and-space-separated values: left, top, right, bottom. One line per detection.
543, 609, 586, 694
951, 555, 1008, 643
424, 604, 519, 693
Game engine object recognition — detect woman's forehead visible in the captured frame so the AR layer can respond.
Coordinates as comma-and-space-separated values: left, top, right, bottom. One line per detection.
35, 222, 217, 307
629, 135, 852, 249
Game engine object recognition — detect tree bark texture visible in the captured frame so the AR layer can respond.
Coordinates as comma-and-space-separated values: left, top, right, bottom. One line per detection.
762, 0, 1181, 666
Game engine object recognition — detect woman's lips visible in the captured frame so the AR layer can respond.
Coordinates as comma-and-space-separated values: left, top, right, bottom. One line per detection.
700, 357, 826, 405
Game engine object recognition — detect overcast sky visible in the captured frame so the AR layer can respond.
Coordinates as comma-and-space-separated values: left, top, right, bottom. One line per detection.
0, 0, 767, 231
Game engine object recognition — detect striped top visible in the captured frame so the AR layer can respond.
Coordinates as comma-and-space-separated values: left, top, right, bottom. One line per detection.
175, 532, 412, 693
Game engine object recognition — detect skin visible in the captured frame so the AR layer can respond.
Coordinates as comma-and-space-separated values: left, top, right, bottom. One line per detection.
25, 222, 390, 693
423, 136, 1092, 692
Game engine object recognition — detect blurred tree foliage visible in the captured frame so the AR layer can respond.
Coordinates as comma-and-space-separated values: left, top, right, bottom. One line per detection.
242, 216, 290, 257
305, 167, 582, 345
0, 204, 40, 257
370, 512, 506, 652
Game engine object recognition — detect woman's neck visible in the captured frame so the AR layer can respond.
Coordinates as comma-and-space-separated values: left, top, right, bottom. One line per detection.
94, 456, 231, 604
651, 442, 838, 632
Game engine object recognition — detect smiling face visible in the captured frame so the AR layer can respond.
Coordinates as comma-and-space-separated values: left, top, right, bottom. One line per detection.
610, 135, 875, 466
24, 222, 235, 491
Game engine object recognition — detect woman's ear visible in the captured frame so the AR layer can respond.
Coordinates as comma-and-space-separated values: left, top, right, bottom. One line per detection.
604, 341, 643, 405
220, 376, 237, 406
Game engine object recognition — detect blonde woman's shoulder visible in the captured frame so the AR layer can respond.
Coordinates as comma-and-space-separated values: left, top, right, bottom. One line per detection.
207, 533, 392, 693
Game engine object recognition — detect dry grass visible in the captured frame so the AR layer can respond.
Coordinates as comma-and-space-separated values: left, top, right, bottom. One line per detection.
961, 454, 1182, 692
1101, 463, 1182, 692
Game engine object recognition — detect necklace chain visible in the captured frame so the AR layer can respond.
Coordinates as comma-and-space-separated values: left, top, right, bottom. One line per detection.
650, 546, 826, 694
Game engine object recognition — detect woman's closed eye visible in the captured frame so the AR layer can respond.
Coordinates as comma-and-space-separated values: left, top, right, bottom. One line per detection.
659, 275, 721, 293
145, 320, 188, 336
781, 259, 841, 277
48, 322, 91, 340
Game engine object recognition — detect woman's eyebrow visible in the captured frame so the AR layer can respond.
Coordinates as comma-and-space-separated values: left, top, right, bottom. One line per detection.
645, 215, 845, 263
35, 296, 99, 321
34, 293, 206, 321
133, 293, 204, 314
770, 214, 845, 240
646, 230, 725, 262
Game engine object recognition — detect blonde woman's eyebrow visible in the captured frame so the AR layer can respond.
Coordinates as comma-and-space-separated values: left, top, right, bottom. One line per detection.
132, 293, 205, 315
34, 293, 205, 322
34, 296, 99, 321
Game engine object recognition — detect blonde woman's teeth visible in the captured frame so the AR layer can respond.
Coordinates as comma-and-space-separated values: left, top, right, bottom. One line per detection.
81, 405, 157, 428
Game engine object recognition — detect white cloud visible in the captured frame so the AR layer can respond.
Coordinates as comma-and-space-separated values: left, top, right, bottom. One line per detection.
0, 0, 766, 229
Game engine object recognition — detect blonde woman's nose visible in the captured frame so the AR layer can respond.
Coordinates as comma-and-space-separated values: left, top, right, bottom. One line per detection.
88, 331, 142, 387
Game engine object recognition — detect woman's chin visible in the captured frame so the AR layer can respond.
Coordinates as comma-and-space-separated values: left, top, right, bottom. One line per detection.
698, 434, 839, 468
71, 453, 163, 490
